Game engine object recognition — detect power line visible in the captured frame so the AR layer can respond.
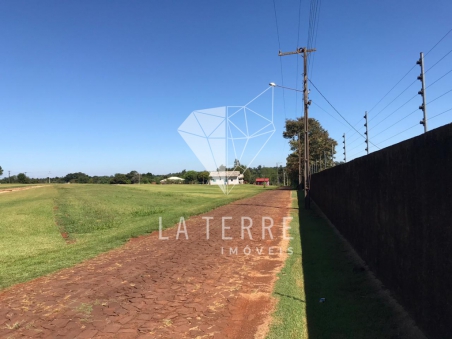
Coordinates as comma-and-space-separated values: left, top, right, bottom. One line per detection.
307, 0, 322, 77
309, 79, 380, 150
311, 101, 349, 128
295, 0, 302, 113
272, 0, 286, 118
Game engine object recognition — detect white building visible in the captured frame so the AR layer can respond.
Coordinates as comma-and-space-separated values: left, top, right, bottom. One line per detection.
160, 176, 185, 184
209, 171, 244, 185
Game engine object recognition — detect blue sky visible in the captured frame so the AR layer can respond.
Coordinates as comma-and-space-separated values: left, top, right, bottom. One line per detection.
0, 0, 451, 177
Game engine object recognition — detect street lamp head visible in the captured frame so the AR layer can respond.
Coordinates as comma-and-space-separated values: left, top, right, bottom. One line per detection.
269, 82, 276, 87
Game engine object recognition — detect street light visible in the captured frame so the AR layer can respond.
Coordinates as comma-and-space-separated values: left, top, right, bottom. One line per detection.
270, 82, 307, 192
269, 82, 304, 93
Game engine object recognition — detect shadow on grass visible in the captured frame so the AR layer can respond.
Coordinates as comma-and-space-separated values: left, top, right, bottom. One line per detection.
274, 292, 305, 304
297, 190, 414, 339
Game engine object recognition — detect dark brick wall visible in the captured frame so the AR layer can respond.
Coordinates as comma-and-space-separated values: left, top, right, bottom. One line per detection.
310, 123, 452, 339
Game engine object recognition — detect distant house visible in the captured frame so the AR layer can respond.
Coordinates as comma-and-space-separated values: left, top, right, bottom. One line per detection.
255, 178, 270, 186
160, 176, 185, 184
209, 171, 244, 185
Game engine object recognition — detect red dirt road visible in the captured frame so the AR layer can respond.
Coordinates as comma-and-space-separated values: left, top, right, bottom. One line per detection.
0, 189, 292, 339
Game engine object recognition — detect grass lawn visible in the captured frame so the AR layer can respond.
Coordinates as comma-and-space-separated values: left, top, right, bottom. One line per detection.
266, 190, 307, 339
0, 184, 269, 290
266, 190, 421, 339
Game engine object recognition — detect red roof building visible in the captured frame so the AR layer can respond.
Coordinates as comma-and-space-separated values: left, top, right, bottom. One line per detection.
255, 178, 270, 185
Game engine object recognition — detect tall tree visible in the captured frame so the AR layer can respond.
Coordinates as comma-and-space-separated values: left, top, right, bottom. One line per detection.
0, 166, 3, 176
184, 170, 198, 184
283, 117, 337, 184
17, 173, 29, 184
197, 171, 210, 184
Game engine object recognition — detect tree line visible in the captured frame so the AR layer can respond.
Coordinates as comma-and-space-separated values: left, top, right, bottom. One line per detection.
0, 167, 286, 185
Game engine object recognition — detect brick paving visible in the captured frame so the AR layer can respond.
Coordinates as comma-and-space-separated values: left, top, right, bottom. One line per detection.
0, 189, 291, 338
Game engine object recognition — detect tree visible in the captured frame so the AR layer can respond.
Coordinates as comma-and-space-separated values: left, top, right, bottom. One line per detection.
217, 165, 226, 171
64, 172, 90, 183
242, 169, 251, 183
110, 173, 130, 184
184, 170, 198, 184
283, 117, 338, 185
197, 171, 210, 184
17, 173, 30, 184
0, 166, 3, 176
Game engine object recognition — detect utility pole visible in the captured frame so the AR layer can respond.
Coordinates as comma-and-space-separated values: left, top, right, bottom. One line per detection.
331, 144, 334, 167
364, 111, 369, 154
48, 171, 51, 184
343, 133, 347, 162
417, 52, 428, 132
8, 171, 10, 183
279, 47, 315, 207
297, 133, 302, 186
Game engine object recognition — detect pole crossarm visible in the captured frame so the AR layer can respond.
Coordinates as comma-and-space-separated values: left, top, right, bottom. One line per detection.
278, 48, 316, 57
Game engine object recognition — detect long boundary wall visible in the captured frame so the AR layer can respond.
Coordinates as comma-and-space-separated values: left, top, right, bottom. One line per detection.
310, 123, 452, 339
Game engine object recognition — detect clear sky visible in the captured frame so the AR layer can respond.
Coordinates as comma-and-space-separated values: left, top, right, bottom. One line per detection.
1, 0, 451, 178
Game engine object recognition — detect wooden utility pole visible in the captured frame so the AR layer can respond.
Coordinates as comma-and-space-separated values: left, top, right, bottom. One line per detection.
279, 47, 315, 206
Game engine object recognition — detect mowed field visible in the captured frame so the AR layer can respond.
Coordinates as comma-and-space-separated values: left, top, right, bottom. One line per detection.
0, 184, 269, 290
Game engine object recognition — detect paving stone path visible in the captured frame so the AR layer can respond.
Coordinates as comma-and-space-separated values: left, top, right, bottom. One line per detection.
0, 189, 291, 338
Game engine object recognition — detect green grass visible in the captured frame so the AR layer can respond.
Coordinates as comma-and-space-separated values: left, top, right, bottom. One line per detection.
267, 191, 419, 339
267, 190, 307, 339
0, 184, 269, 290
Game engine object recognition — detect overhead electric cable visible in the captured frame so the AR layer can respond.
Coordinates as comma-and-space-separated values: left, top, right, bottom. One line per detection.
272, 0, 287, 118
309, 79, 380, 150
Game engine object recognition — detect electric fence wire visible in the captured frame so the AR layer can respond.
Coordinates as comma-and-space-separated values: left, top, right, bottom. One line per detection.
370, 68, 452, 136
425, 48, 452, 74
371, 88, 452, 140
309, 79, 381, 150
425, 28, 452, 56
369, 79, 418, 123
272, 0, 287, 119
367, 28, 452, 115
426, 69, 452, 89
374, 106, 452, 147
346, 28, 452, 157
430, 107, 452, 120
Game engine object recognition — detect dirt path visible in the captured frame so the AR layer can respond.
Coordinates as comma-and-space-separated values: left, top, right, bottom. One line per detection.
0, 186, 43, 194
0, 189, 292, 339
